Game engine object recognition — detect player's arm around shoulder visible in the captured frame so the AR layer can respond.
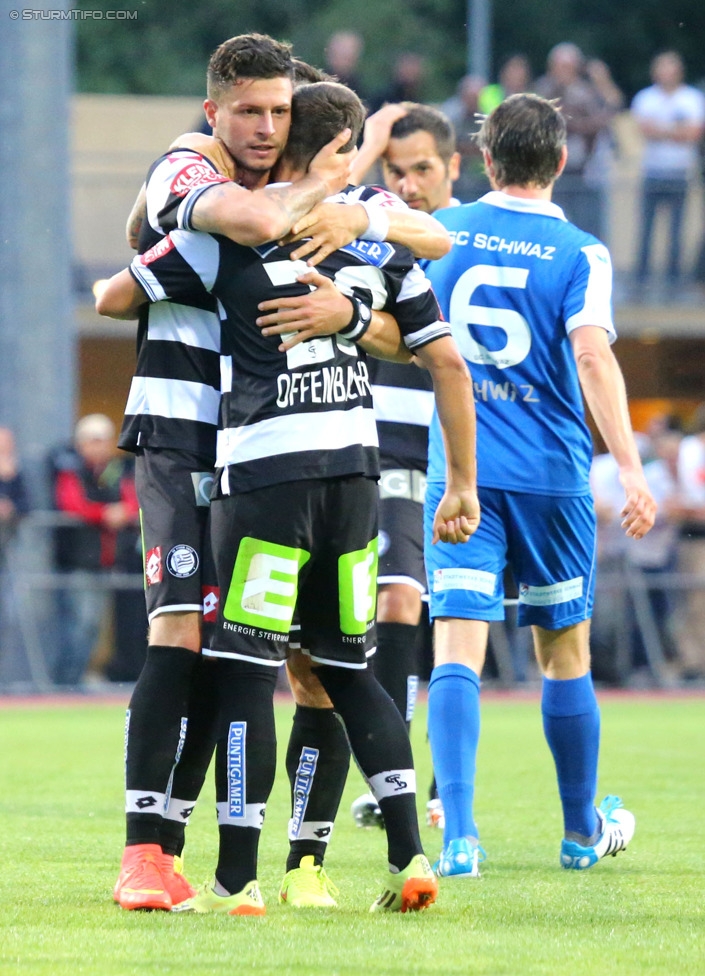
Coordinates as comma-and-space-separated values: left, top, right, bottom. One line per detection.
415, 335, 480, 544
191, 130, 354, 246
571, 324, 656, 540
125, 135, 236, 249
255, 268, 411, 363
284, 187, 451, 265
95, 268, 148, 320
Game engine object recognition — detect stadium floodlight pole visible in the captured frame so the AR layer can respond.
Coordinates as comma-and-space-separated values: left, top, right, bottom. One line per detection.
0, 0, 76, 486
466, 0, 492, 81
0, 0, 76, 688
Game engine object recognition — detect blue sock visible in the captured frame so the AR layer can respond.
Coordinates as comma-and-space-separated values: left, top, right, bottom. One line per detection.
428, 663, 481, 846
541, 674, 600, 839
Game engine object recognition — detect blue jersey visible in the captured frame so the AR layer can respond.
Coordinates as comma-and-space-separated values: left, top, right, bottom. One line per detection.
425, 191, 616, 496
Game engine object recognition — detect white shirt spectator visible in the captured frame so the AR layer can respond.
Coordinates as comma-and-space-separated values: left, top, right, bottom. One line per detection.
631, 83, 705, 177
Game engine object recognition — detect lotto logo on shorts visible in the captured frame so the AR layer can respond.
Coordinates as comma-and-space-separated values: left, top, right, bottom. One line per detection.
145, 547, 162, 586
202, 585, 219, 622
167, 544, 199, 579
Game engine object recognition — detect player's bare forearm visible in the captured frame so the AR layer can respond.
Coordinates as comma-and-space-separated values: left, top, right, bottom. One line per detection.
95, 268, 147, 319
349, 104, 408, 185
417, 337, 477, 491
256, 269, 352, 351
190, 175, 329, 246
284, 203, 369, 264
386, 209, 451, 260
358, 312, 412, 363
416, 338, 480, 543
255, 269, 410, 361
126, 183, 147, 250
287, 203, 451, 264
572, 325, 656, 538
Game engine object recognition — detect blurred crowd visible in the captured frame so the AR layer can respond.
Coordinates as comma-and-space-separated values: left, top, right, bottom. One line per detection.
2, 402, 705, 690
0, 415, 147, 691
324, 32, 705, 299
590, 406, 705, 685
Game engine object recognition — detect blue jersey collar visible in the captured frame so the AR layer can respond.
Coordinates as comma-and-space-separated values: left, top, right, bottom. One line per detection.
478, 190, 567, 221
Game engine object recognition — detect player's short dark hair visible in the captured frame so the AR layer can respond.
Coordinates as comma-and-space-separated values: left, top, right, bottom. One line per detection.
207, 33, 294, 100
292, 58, 334, 86
476, 93, 565, 188
389, 103, 457, 164
284, 81, 366, 167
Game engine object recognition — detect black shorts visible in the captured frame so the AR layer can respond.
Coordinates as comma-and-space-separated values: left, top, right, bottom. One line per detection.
208, 475, 378, 669
135, 449, 217, 628
377, 482, 426, 594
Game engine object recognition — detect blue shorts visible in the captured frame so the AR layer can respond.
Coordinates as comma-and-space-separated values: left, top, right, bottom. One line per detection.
424, 484, 597, 630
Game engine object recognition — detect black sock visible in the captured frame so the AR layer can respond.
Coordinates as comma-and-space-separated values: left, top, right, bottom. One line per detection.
372, 622, 419, 730
314, 665, 422, 871
213, 658, 278, 894
125, 645, 197, 846
160, 655, 219, 856
285, 704, 351, 872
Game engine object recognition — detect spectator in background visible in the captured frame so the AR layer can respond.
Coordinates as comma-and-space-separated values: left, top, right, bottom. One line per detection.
369, 52, 426, 113
49, 413, 141, 687
673, 404, 705, 680
535, 42, 617, 240
478, 54, 533, 114
323, 30, 366, 98
631, 51, 705, 296
441, 74, 489, 201
0, 427, 30, 545
0, 427, 30, 664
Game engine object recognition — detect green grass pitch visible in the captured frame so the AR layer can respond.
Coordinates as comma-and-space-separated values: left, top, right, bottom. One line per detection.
1, 693, 703, 975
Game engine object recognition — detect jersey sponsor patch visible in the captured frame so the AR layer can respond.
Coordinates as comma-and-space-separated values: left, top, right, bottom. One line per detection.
145, 546, 163, 586
202, 585, 220, 622
170, 162, 228, 197
166, 544, 199, 578
432, 566, 496, 596
141, 236, 175, 266
340, 239, 395, 267
518, 577, 584, 606
367, 187, 405, 209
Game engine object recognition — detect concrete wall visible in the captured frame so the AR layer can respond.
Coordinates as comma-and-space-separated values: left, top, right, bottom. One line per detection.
73, 94, 204, 276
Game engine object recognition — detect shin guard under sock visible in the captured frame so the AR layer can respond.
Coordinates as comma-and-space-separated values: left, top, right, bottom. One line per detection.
314, 665, 422, 871
542, 674, 600, 839
125, 645, 197, 846
213, 659, 278, 894
160, 654, 219, 856
428, 662, 481, 844
372, 622, 420, 729
285, 704, 351, 872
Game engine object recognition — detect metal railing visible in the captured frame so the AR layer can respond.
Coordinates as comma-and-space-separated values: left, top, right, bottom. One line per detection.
1, 513, 703, 693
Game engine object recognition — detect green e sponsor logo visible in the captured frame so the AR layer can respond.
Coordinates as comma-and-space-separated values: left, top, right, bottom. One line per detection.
338, 538, 378, 635
223, 537, 310, 633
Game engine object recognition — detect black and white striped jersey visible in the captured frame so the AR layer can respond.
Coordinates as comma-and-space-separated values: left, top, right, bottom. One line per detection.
118, 149, 230, 463
118, 154, 413, 465
130, 214, 448, 495
367, 359, 435, 473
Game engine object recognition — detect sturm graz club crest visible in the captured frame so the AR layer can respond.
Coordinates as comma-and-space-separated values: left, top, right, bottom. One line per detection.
166, 544, 199, 578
